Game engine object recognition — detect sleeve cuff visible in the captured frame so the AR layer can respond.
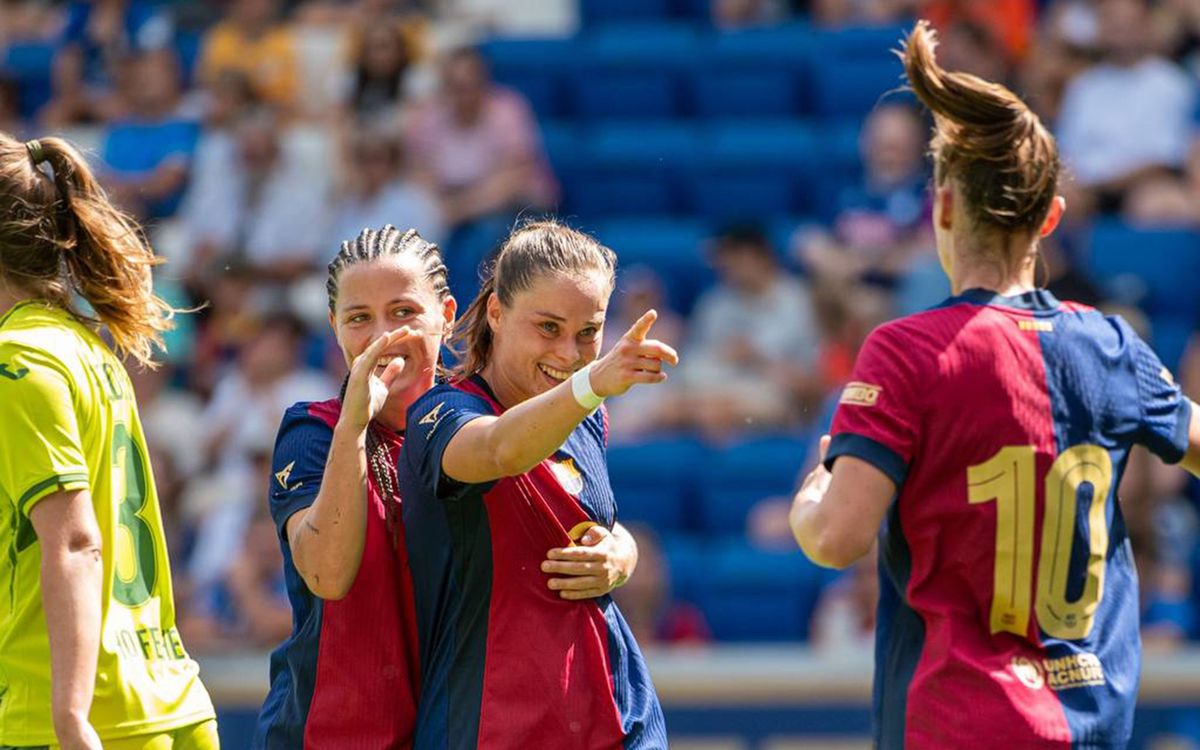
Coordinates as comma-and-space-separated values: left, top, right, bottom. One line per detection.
1165, 397, 1194, 465
273, 490, 320, 542
19, 472, 90, 516
824, 432, 909, 489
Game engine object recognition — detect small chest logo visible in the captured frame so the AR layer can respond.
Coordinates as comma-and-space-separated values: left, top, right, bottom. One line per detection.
0, 363, 29, 381
275, 461, 295, 489
1011, 656, 1045, 690
840, 381, 882, 407
1018, 320, 1054, 333
550, 457, 585, 496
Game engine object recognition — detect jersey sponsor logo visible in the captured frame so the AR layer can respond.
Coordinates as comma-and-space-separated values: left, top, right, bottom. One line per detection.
550, 457, 585, 496
839, 381, 882, 407
1160, 367, 1176, 387
0, 362, 29, 380
1010, 653, 1106, 691
275, 460, 296, 489
1018, 320, 1053, 332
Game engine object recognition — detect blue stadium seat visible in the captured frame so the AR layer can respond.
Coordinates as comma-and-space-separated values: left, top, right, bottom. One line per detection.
1086, 221, 1200, 321
570, 69, 681, 120
693, 539, 832, 641
580, 0, 672, 25
2, 42, 55, 120
697, 435, 807, 533
608, 436, 706, 532
591, 217, 714, 313
810, 57, 908, 118
814, 23, 909, 59
688, 168, 799, 219
1148, 315, 1194, 374
584, 23, 701, 68
482, 38, 574, 118
538, 120, 581, 173
562, 121, 699, 216
690, 68, 802, 118
703, 120, 821, 169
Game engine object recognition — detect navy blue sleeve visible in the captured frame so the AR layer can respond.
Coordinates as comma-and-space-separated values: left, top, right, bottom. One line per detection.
1127, 331, 1192, 464
268, 403, 334, 540
404, 384, 495, 498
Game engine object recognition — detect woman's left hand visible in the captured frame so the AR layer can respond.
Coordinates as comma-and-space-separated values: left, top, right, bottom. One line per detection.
542, 525, 637, 600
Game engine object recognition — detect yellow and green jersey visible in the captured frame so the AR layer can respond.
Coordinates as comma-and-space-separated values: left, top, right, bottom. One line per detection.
0, 300, 214, 746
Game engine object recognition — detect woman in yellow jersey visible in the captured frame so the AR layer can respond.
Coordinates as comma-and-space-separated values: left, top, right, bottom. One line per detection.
0, 134, 217, 749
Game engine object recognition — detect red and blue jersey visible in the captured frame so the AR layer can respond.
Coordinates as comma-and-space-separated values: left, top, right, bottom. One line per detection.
399, 376, 667, 750
826, 288, 1192, 750
255, 399, 421, 749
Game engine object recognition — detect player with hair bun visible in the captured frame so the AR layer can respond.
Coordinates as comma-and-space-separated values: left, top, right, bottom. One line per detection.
790, 22, 1200, 750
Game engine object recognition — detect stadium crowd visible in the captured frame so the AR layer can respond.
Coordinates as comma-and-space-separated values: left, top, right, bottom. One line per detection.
2, 0, 1199, 656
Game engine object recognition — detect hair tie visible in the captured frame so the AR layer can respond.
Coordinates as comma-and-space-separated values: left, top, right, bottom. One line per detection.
25, 139, 46, 165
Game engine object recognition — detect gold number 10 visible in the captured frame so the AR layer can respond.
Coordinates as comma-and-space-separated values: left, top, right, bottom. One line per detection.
967, 444, 1113, 640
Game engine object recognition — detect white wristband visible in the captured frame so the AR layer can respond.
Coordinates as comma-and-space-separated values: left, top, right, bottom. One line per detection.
571, 363, 605, 411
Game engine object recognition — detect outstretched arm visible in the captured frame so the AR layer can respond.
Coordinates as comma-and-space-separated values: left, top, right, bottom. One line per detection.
442, 311, 678, 484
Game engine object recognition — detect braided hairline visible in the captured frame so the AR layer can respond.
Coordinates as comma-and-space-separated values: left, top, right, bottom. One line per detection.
326, 224, 449, 312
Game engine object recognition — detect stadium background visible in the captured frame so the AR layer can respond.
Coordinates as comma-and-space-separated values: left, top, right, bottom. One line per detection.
4, 0, 1200, 746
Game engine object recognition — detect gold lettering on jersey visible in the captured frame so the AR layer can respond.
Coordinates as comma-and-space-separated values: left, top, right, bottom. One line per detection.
275, 460, 295, 489
840, 381, 882, 407
1011, 653, 1106, 691
1018, 320, 1053, 332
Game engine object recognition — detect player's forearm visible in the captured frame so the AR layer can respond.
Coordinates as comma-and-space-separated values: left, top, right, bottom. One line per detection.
40, 534, 103, 734
289, 420, 369, 599
445, 380, 590, 483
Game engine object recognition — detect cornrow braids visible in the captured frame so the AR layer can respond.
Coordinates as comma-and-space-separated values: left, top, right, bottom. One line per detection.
337, 376, 403, 534
326, 224, 450, 313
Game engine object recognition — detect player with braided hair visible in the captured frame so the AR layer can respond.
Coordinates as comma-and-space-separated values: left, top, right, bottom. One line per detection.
255, 224, 641, 748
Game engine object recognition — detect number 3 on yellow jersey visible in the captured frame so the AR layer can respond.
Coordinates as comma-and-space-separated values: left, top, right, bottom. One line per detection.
968, 444, 1113, 640
112, 422, 158, 608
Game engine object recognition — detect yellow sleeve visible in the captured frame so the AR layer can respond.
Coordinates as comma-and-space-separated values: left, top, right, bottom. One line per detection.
0, 343, 89, 516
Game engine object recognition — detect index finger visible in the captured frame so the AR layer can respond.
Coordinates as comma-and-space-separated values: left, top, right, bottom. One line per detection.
624, 309, 658, 344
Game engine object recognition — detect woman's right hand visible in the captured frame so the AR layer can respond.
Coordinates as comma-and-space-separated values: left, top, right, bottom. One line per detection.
341, 328, 417, 431
589, 310, 680, 399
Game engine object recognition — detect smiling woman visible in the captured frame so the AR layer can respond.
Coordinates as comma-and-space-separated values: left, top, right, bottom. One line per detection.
398, 220, 676, 749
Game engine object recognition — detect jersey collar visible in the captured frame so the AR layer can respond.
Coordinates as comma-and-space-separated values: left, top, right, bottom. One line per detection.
949, 287, 1063, 314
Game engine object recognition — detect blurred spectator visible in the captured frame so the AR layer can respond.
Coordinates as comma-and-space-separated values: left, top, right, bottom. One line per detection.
677, 225, 822, 436
101, 50, 198, 219
327, 128, 444, 248
340, 20, 415, 128
1019, 0, 1101, 121
0, 78, 26, 138
712, 0, 787, 29
924, 0, 1036, 62
197, 0, 299, 110
1121, 445, 1197, 653
186, 313, 332, 594
602, 267, 686, 441
178, 106, 331, 283
404, 47, 557, 232
42, 0, 174, 126
935, 20, 1012, 84
811, 545, 878, 655
129, 362, 207, 480
808, 0, 914, 27
1056, 0, 1198, 219
437, 0, 578, 37
797, 103, 932, 288
610, 525, 711, 648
